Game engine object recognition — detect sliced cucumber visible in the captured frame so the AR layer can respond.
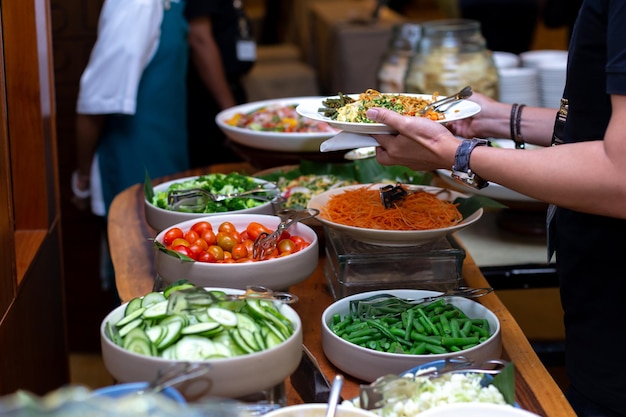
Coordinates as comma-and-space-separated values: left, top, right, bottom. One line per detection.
156, 320, 183, 350
118, 318, 144, 337
265, 330, 283, 349
207, 307, 238, 327
181, 322, 223, 337
116, 307, 146, 327
141, 292, 167, 308
163, 281, 195, 298
236, 313, 260, 332
230, 329, 256, 354
142, 300, 169, 320
175, 336, 217, 360
145, 325, 166, 345
124, 297, 143, 316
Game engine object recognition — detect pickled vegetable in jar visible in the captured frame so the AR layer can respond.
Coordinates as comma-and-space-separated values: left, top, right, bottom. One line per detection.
404, 19, 499, 99
376, 23, 422, 93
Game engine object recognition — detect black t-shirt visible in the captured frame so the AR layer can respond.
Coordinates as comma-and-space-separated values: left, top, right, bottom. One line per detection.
555, 0, 626, 414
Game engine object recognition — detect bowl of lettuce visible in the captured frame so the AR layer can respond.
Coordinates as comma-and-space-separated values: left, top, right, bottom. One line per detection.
145, 172, 278, 232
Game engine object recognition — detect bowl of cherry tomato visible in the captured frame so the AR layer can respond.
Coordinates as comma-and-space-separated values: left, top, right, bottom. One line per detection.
154, 213, 319, 291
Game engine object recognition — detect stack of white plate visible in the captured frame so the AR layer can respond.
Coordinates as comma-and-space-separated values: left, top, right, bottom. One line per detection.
519, 50, 568, 109
492, 51, 520, 69
497, 67, 541, 106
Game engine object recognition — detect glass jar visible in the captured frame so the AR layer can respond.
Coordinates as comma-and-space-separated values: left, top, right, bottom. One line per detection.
404, 19, 499, 99
376, 23, 422, 93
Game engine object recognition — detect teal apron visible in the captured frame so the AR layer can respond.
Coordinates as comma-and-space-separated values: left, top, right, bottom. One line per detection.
98, 0, 190, 216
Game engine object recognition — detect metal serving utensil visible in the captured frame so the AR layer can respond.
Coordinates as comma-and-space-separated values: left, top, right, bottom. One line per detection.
379, 183, 454, 209
420, 85, 473, 115
167, 182, 279, 211
135, 362, 212, 397
350, 286, 494, 318
252, 208, 319, 260
358, 357, 509, 410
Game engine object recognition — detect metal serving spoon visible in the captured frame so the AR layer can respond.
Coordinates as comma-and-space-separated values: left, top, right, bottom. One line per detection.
167, 182, 279, 211
420, 85, 473, 115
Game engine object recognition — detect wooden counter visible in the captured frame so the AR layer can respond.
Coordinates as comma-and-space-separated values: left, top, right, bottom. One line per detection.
108, 163, 575, 416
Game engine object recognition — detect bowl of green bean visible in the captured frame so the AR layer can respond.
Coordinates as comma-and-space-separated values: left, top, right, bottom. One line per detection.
321, 289, 502, 382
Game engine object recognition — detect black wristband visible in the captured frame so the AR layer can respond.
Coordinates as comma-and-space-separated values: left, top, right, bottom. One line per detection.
510, 103, 518, 142
514, 104, 526, 149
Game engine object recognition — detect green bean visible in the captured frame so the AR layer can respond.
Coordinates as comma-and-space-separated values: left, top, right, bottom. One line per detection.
450, 318, 461, 338
442, 336, 479, 348
409, 331, 441, 346
366, 319, 412, 347
439, 314, 452, 335
404, 309, 414, 340
470, 324, 490, 338
418, 308, 439, 336
425, 343, 448, 354
410, 342, 427, 354
345, 327, 380, 342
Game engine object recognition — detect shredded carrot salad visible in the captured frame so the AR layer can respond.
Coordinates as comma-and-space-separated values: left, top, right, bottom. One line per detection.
322, 186, 463, 231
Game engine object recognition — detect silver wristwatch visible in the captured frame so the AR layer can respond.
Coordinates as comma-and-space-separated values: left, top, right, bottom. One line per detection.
451, 138, 490, 189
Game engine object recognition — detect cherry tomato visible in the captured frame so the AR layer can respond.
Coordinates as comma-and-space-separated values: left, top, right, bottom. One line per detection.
207, 245, 224, 261
277, 238, 297, 254
201, 230, 217, 246
193, 238, 209, 251
246, 222, 272, 240
170, 237, 190, 248
218, 221, 237, 235
187, 243, 205, 259
217, 234, 237, 252
290, 235, 308, 250
231, 243, 248, 260
163, 227, 184, 245
172, 244, 193, 258
184, 230, 200, 244
197, 251, 217, 263
191, 221, 213, 235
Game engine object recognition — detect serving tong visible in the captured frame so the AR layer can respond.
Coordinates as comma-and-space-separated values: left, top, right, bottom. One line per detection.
167, 182, 279, 211
252, 208, 320, 260
350, 286, 493, 318
358, 356, 509, 410
167, 285, 298, 315
420, 85, 473, 115
379, 183, 454, 209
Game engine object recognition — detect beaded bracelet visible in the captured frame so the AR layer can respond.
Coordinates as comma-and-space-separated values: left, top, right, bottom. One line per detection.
509, 103, 518, 143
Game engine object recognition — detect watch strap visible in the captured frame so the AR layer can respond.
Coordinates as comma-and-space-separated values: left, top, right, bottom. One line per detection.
451, 139, 490, 189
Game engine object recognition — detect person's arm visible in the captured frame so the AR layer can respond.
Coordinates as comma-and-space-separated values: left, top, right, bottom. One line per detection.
367, 94, 626, 219
187, 16, 236, 110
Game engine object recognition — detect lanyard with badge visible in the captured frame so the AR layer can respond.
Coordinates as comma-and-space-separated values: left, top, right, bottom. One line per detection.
233, 0, 256, 62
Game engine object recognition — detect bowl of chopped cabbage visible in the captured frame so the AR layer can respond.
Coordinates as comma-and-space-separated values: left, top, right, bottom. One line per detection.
100, 285, 303, 400
407, 403, 540, 417
321, 289, 502, 382
145, 173, 278, 232
216, 97, 340, 152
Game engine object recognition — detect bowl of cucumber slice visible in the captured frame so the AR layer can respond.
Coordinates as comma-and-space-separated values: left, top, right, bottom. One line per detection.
100, 284, 303, 400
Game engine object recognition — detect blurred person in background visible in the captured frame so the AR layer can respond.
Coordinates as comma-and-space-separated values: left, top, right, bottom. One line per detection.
365, 1, 626, 415
72, 0, 191, 292
184, 0, 256, 169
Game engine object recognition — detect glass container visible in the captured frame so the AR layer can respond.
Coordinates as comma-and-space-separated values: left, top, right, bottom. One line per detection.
376, 23, 422, 93
404, 19, 499, 99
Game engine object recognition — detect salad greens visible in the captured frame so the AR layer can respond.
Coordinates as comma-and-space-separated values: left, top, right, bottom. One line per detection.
147, 172, 268, 213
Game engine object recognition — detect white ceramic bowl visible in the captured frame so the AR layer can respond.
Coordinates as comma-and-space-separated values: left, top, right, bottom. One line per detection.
263, 404, 380, 417
215, 97, 339, 152
321, 289, 502, 382
307, 184, 483, 246
154, 213, 319, 291
145, 175, 277, 232
415, 403, 540, 417
100, 287, 303, 399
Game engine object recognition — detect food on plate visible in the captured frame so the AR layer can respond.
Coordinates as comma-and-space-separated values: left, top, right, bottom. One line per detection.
104, 282, 296, 360
321, 185, 462, 230
347, 372, 507, 416
225, 103, 338, 133
329, 298, 492, 355
320, 89, 445, 123
158, 220, 312, 263
276, 174, 359, 209
150, 173, 271, 214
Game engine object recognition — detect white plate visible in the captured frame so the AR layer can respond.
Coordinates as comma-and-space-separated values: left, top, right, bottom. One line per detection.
296, 94, 481, 134
215, 97, 339, 152
307, 184, 483, 246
